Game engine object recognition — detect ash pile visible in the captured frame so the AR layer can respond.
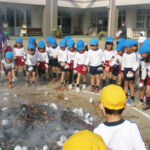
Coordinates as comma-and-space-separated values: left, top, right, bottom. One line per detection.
0, 103, 97, 150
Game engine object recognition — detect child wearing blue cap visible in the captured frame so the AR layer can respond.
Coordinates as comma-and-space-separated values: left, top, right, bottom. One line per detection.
138, 41, 150, 110
49, 38, 59, 83
122, 40, 139, 105
58, 40, 69, 88
74, 40, 87, 92
28, 37, 37, 49
67, 39, 77, 90
25, 44, 39, 87
13, 37, 26, 77
37, 40, 49, 82
108, 43, 125, 86
84, 38, 104, 92
1, 51, 15, 88
103, 36, 117, 86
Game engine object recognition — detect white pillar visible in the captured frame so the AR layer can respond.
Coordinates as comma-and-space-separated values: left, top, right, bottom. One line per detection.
83, 10, 91, 35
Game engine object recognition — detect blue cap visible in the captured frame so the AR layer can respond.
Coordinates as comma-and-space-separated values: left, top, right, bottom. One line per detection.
116, 43, 125, 52
138, 42, 150, 54
76, 40, 84, 51
142, 39, 150, 45
28, 37, 36, 44
38, 40, 45, 49
67, 39, 75, 48
132, 40, 138, 46
50, 38, 57, 47
106, 36, 114, 43
59, 40, 66, 47
64, 36, 72, 41
46, 36, 52, 43
124, 40, 133, 47
27, 44, 35, 49
16, 38, 23, 43
5, 51, 13, 59
117, 38, 126, 44
90, 38, 99, 45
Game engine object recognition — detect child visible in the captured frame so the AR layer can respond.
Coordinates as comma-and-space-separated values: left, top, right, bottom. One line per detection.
84, 38, 104, 92
50, 38, 59, 83
37, 40, 49, 82
122, 40, 139, 105
25, 44, 39, 87
28, 37, 37, 51
103, 36, 117, 86
117, 38, 126, 45
138, 41, 150, 110
74, 40, 87, 92
94, 85, 147, 150
138, 31, 146, 46
67, 39, 77, 89
1, 51, 15, 88
13, 38, 26, 77
58, 40, 69, 88
45, 36, 53, 79
109, 43, 125, 86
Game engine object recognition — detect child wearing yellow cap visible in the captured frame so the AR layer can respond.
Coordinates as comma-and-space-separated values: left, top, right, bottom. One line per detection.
94, 84, 147, 150
63, 130, 108, 150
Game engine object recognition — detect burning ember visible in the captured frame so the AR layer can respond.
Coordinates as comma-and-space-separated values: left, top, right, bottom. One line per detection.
0, 104, 97, 149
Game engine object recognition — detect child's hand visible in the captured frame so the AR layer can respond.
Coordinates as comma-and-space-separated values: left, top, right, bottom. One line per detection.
45, 64, 49, 69
60, 63, 65, 67
28, 66, 33, 72
73, 70, 77, 74
64, 64, 69, 69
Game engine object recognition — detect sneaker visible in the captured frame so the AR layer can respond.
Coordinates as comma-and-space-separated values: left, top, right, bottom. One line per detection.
90, 86, 95, 92
95, 87, 100, 93
61, 83, 65, 89
82, 84, 86, 90
126, 98, 132, 105
137, 102, 144, 108
76, 87, 80, 93
68, 84, 73, 90
52, 78, 56, 84
143, 104, 150, 110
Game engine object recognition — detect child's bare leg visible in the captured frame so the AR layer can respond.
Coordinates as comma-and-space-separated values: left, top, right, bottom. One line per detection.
32, 72, 36, 82
112, 75, 117, 84
91, 75, 95, 86
15, 66, 19, 77
143, 86, 150, 110
124, 80, 129, 95
76, 73, 81, 85
96, 74, 100, 87
8, 72, 12, 88
61, 72, 65, 83
83, 74, 86, 84
102, 70, 107, 86
48, 65, 52, 78
118, 74, 122, 86
52, 66, 56, 79
109, 72, 112, 84
129, 80, 135, 99
21, 66, 26, 76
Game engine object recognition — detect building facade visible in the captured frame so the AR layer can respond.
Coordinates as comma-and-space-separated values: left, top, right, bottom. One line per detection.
0, 0, 150, 38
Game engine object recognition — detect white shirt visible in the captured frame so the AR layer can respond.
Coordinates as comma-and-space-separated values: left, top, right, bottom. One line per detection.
103, 49, 117, 61
13, 47, 26, 57
138, 36, 146, 44
25, 51, 39, 66
85, 49, 104, 66
50, 46, 59, 58
58, 48, 68, 63
122, 52, 139, 72
37, 51, 49, 63
141, 61, 150, 80
67, 50, 76, 64
1, 58, 15, 70
110, 54, 123, 66
94, 120, 147, 150
74, 51, 87, 68
46, 46, 51, 57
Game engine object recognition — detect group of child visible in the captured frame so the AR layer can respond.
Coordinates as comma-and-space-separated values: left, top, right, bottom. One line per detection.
0, 34, 150, 110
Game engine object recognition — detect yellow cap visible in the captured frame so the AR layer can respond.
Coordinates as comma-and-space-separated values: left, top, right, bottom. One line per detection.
100, 84, 126, 110
63, 130, 108, 150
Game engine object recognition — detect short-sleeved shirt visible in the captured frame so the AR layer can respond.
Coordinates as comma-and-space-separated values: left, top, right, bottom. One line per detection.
94, 119, 147, 150
1, 58, 15, 70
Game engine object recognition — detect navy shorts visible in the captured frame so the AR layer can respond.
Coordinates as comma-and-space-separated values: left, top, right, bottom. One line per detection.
51, 58, 58, 67
89, 65, 103, 75
124, 68, 135, 81
4, 68, 12, 75
26, 65, 36, 72
112, 65, 119, 76
58, 63, 69, 72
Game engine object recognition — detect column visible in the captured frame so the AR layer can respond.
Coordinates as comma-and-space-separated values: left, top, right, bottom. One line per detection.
43, 0, 58, 36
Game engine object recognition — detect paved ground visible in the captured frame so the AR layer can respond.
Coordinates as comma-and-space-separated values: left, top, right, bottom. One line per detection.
0, 36, 150, 148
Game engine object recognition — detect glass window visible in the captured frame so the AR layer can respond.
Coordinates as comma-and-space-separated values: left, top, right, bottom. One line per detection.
26, 9, 31, 27
78, 14, 83, 26
6, 8, 15, 27
16, 9, 24, 27
118, 10, 126, 28
91, 12, 97, 27
136, 9, 146, 28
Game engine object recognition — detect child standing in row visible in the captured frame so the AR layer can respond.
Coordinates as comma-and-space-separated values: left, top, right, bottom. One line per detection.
58, 40, 69, 88
67, 39, 77, 90
103, 37, 117, 86
74, 40, 87, 92
85, 38, 104, 93
1, 51, 15, 88
25, 44, 39, 87
37, 41, 49, 82
13, 38, 26, 77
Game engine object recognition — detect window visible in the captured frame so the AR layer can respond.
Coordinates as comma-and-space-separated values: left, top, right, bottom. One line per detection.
91, 12, 97, 27
26, 9, 31, 27
136, 9, 146, 28
118, 10, 126, 28
16, 9, 24, 27
6, 8, 15, 27
78, 14, 83, 26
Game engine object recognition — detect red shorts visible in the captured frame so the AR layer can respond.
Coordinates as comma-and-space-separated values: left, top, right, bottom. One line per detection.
119, 65, 122, 74
69, 60, 74, 70
15, 56, 25, 66
105, 61, 112, 72
77, 64, 87, 75
147, 77, 150, 86
39, 62, 46, 70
